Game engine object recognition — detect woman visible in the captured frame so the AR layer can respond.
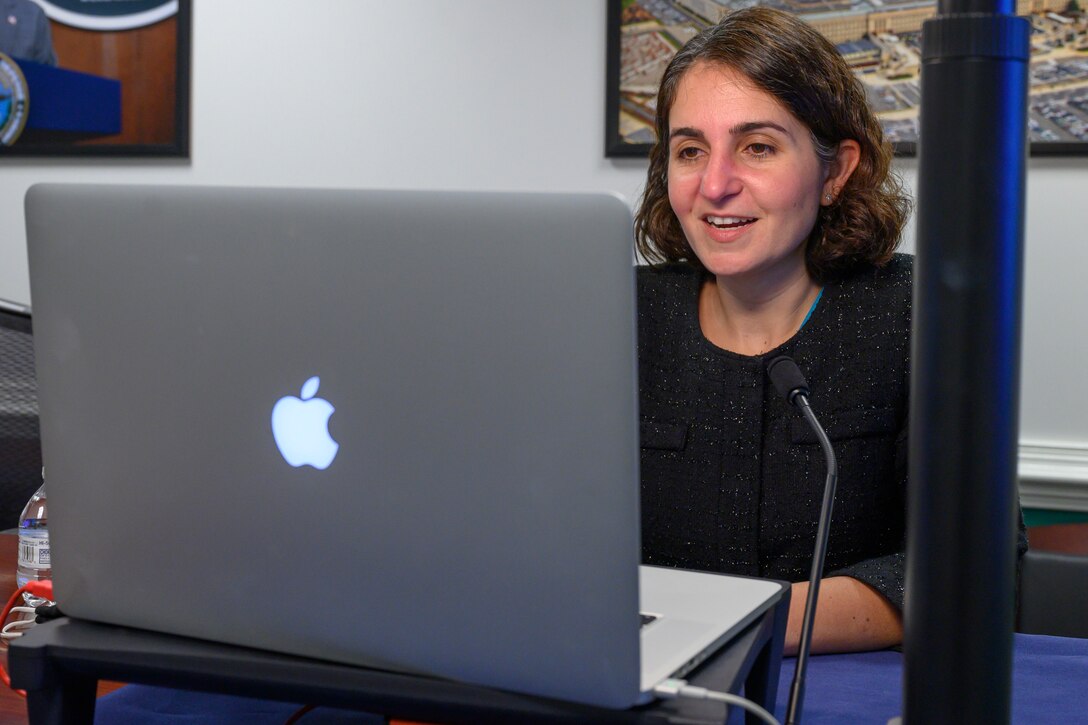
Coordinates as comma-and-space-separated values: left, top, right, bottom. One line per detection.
634, 7, 915, 655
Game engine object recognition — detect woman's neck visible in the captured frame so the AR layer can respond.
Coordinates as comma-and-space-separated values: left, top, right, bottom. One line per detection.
698, 267, 821, 356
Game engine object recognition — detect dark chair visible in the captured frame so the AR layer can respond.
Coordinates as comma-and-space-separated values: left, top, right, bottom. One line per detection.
0, 298, 42, 530
1017, 548, 1088, 639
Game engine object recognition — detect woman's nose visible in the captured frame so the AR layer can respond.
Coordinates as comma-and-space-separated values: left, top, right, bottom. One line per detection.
699, 154, 742, 201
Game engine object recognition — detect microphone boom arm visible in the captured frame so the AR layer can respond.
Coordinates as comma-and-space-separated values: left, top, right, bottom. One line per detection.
785, 393, 839, 725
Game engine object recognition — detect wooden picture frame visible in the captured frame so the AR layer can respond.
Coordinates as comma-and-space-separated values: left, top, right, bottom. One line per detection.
606, 0, 1088, 158
0, 0, 191, 157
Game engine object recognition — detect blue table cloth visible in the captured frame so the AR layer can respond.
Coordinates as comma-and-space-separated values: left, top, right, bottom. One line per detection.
93, 633, 1088, 724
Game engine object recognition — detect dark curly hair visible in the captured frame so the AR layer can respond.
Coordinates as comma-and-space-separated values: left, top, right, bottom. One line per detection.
633, 7, 911, 283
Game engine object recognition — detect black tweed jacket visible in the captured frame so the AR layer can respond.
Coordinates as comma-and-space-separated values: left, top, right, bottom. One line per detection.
637, 255, 916, 608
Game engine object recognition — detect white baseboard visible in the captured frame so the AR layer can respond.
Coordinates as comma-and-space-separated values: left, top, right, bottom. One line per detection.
1018, 441, 1088, 512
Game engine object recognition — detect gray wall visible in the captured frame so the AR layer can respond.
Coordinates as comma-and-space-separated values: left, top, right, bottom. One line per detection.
1, 1, 1084, 507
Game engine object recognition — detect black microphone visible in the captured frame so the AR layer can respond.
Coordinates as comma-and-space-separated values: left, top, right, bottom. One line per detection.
766, 355, 838, 725
767, 356, 810, 406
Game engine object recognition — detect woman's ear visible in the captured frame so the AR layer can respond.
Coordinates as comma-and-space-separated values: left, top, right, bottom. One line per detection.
822, 139, 861, 204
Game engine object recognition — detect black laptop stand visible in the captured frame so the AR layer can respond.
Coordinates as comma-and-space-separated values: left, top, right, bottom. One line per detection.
9, 589, 788, 725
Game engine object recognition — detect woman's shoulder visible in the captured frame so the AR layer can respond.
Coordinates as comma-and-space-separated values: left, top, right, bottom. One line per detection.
636, 262, 703, 299
836, 253, 913, 300
816, 254, 913, 338
637, 261, 701, 283
879, 252, 914, 283
635, 263, 703, 333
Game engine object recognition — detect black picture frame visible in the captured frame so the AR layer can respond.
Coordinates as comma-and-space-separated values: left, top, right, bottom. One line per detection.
606, 0, 1088, 158
0, 0, 191, 158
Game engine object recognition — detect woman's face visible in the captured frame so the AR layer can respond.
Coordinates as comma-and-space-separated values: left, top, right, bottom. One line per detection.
666, 62, 840, 285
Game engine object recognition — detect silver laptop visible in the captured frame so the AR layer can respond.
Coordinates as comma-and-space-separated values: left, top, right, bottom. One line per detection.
25, 183, 785, 709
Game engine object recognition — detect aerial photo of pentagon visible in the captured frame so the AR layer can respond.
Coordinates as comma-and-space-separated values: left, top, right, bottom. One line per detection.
618, 0, 1088, 147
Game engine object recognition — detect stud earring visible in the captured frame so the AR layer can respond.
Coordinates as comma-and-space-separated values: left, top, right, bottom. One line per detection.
824, 193, 833, 203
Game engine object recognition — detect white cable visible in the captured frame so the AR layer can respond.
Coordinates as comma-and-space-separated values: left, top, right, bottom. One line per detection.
2, 620, 37, 635
2, 620, 36, 631
0, 607, 40, 640
1, 620, 36, 639
654, 678, 781, 725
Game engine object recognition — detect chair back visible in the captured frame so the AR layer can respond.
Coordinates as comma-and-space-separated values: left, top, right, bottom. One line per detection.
1017, 548, 1088, 639
0, 298, 42, 530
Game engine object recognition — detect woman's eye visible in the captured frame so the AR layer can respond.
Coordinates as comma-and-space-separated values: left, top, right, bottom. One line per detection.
675, 146, 702, 161
747, 143, 774, 158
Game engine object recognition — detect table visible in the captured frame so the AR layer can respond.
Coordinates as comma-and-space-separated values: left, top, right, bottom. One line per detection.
12, 627, 1088, 725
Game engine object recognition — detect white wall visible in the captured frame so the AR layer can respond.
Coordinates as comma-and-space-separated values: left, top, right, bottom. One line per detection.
1, 1, 1085, 505
0, 1, 647, 307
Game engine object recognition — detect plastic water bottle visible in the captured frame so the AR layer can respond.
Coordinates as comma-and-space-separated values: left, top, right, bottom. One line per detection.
16, 472, 50, 608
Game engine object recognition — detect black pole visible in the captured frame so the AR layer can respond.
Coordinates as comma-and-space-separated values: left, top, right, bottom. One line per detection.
904, 0, 1028, 722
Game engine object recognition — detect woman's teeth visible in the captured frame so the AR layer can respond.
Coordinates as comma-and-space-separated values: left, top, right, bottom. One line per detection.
705, 215, 756, 229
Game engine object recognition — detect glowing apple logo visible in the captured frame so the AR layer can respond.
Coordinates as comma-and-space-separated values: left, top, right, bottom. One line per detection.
271, 376, 339, 470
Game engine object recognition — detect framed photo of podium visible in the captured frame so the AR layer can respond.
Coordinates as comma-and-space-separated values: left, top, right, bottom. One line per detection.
0, 0, 191, 157
606, 0, 1088, 158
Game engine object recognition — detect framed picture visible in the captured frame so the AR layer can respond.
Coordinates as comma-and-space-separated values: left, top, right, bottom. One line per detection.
0, 0, 191, 157
606, 0, 1088, 157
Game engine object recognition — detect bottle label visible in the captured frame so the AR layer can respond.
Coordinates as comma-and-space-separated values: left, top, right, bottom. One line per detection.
18, 532, 50, 570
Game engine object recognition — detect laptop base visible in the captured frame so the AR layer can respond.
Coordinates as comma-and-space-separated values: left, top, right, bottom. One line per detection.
11, 594, 788, 723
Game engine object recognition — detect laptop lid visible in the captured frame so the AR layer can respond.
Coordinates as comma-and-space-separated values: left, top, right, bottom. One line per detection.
25, 183, 783, 710
27, 183, 647, 706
